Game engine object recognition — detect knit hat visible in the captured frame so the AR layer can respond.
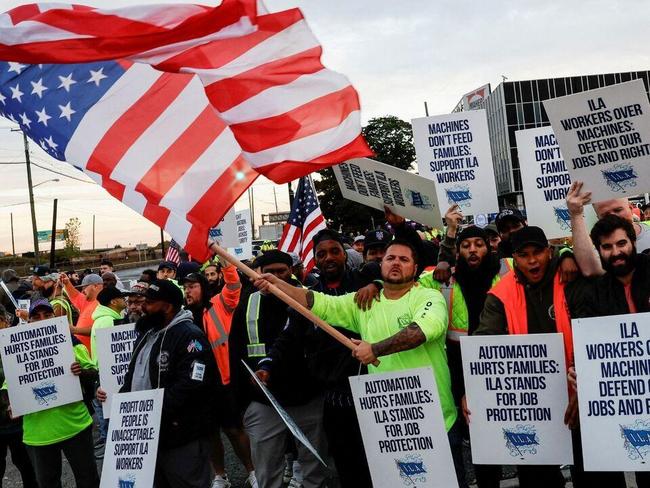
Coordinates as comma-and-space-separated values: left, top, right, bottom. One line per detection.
456, 226, 490, 249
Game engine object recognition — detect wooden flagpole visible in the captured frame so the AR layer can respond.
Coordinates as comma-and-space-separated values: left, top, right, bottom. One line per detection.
209, 242, 379, 365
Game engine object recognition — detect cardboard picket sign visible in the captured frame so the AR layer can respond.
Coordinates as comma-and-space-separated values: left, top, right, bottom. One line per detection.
461, 334, 573, 465
0, 316, 83, 416
543, 79, 650, 201
572, 312, 650, 471
96, 323, 137, 417
412, 110, 499, 216
515, 126, 597, 239
349, 367, 458, 488
333, 157, 442, 227
242, 361, 326, 466
100, 389, 164, 488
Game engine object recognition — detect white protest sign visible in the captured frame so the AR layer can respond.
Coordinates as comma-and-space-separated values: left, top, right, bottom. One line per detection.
0, 316, 82, 416
17, 300, 29, 325
515, 126, 597, 239
461, 334, 573, 465
412, 110, 499, 216
209, 208, 239, 249
242, 361, 326, 466
96, 323, 137, 417
100, 389, 164, 488
543, 79, 650, 201
333, 158, 442, 227
229, 209, 253, 260
572, 312, 650, 471
349, 367, 458, 488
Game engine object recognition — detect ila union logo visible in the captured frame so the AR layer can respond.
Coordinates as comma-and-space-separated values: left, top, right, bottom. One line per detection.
118, 474, 136, 488
445, 186, 472, 208
620, 419, 650, 463
503, 425, 539, 459
32, 382, 57, 406
395, 454, 427, 486
601, 163, 638, 192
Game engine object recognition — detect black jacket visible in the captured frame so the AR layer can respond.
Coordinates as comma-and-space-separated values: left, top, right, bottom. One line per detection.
121, 309, 220, 449
229, 281, 316, 411
266, 265, 378, 407
566, 253, 650, 318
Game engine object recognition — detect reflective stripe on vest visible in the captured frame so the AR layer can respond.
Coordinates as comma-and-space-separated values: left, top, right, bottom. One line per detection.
206, 306, 228, 348
499, 258, 513, 276
245, 291, 266, 358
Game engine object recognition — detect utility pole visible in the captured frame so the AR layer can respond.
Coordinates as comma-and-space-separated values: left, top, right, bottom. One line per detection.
288, 181, 295, 207
49, 199, 58, 269
92, 214, 95, 251
22, 133, 40, 264
160, 228, 165, 258
424, 101, 430, 116
10, 213, 15, 257
249, 187, 255, 239
273, 186, 279, 213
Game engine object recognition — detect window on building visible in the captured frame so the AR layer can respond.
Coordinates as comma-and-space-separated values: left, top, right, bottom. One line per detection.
520, 81, 533, 102
604, 73, 615, 85
638, 72, 649, 91
537, 80, 549, 100
523, 103, 534, 123
554, 78, 566, 97
508, 126, 518, 148
587, 75, 598, 90
621, 72, 632, 82
570, 77, 582, 93
506, 104, 517, 124
516, 103, 525, 126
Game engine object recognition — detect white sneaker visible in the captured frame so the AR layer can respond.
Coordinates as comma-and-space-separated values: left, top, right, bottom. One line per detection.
243, 472, 258, 488
211, 474, 232, 488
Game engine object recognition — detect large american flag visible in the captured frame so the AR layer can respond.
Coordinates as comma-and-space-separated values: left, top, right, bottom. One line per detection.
0, 1, 371, 261
278, 176, 326, 273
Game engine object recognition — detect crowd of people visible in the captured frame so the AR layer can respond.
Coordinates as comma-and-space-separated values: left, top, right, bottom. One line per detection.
0, 184, 647, 488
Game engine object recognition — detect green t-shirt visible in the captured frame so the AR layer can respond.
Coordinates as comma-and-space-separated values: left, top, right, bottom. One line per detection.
311, 285, 457, 431
22, 343, 94, 446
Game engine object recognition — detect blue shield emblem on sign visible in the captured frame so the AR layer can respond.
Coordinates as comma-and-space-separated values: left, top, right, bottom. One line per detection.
118, 473, 136, 488
406, 190, 432, 210
620, 420, 650, 462
601, 164, 638, 192
503, 426, 539, 458
553, 207, 571, 231
445, 187, 472, 208
32, 382, 58, 406
395, 455, 427, 486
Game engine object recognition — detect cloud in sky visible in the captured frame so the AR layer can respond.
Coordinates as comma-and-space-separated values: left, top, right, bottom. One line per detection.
0, 0, 649, 252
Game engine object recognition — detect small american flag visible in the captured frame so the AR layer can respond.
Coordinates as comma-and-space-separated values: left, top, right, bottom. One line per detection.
278, 177, 326, 273
0, 2, 371, 261
165, 239, 181, 265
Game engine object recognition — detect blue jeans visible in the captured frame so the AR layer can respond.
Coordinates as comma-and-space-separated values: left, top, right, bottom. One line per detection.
92, 398, 109, 443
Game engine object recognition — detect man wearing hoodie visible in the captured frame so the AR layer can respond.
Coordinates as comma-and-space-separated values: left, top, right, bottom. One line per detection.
99, 279, 219, 488
90, 286, 129, 458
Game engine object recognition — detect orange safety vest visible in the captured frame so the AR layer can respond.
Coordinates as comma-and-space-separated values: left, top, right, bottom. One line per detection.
203, 292, 238, 385
489, 270, 574, 368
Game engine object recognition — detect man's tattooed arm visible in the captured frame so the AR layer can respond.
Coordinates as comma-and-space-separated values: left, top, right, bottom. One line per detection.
371, 323, 426, 358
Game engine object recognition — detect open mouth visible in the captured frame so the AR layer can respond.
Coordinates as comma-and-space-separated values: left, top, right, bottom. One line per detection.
528, 266, 541, 278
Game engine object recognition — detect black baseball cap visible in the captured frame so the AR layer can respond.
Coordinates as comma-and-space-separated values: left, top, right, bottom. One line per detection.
32, 265, 51, 277
511, 226, 549, 253
364, 229, 392, 250
181, 272, 204, 285
97, 287, 128, 306
158, 261, 178, 272
495, 208, 525, 233
145, 279, 183, 308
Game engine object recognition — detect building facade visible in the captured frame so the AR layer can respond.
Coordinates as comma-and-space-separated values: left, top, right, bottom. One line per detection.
458, 71, 650, 207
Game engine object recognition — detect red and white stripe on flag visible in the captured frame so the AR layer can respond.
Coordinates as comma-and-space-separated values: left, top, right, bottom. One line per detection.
278, 177, 326, 273
0, 1, 371, 261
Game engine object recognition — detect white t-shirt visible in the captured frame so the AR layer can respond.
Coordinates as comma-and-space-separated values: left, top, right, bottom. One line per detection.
637, 221, 650, 253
